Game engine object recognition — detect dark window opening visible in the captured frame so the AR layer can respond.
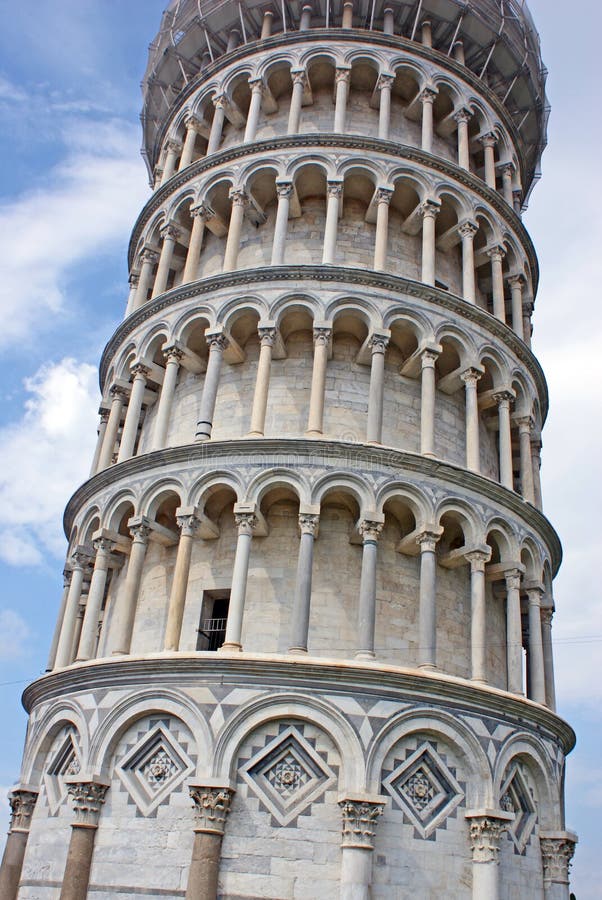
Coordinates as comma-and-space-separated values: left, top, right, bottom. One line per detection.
196, 590, 230, 651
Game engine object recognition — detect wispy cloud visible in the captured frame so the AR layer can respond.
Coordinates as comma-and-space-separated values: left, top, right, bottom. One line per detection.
0, 358, 99, 566
0, 610, 30, 661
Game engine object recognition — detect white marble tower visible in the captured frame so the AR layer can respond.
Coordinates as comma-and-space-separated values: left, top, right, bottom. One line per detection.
0, 1, 577, 898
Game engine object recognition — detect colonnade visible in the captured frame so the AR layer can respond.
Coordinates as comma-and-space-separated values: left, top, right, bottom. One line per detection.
51, 503, 555, 709
92, 326, 541, 507
127, 187, 530, 342
0, 775, 576, 900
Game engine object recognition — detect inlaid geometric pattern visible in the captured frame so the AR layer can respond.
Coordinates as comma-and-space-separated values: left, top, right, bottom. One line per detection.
43, 728, 81, 815
500, 763, 537, 854
383, 741, 464, 839
240, 724, 337, 826
116, 723, 194, 817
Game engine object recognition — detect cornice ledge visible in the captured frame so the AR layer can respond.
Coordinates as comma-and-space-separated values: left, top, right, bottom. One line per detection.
101, 265, 547, 417
128, 133, 538, 288
62, 437, 561, 573
146, 29, 530, 188
22, 654, 575, 754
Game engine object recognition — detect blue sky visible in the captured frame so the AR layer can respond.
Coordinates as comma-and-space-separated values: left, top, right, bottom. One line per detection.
0, 1, 600, 895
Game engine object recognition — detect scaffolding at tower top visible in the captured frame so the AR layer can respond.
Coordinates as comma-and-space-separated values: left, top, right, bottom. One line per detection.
142, 0, 548, 198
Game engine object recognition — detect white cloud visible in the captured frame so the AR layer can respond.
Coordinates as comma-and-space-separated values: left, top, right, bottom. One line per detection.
0, 610, 30, 661
0, 358, 99, 565
0, 117, 150, 348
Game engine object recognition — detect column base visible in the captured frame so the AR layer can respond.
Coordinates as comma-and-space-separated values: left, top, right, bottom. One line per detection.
246, 431, 264, 438
288, 647, 308, 655
471, 676, 488, 685
218, 642, 242, 652
422, 451, 436, 459
305, 430, 324, 438
355, 651, 376, 661
418, 663, 437, 672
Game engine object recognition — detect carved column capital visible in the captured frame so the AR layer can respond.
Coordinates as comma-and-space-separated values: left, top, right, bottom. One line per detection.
70, 548, 92, 570
184, 114, 203, 133
140, 247, 159, 266
479, 132, 498, 149
458, 219, 478, 239
339, 796, 386, 849
160, 222, 181, 242
540, 832, 578, 885
327, 181, 344, 200
541, 607, 554, 628
128, 520, 151, 544
165, 138, 182, 154
420, 347, 440, 369
190, 202, 215, 222
92, 536, 116, 557
206, 332, 229, 353
375, 187, 394, 205
359, 520, 383, 543
335, 67, 351, 85
465, 548, 492, 572
369, 333, 389, 354
487, 245, 506, 264
313, 326, 332, 347
130, 361, 151, 379
493, 389, 515, 408
176, 512, 201, 538
248, 76, 264, 94
298, 513, 319, 537
258, 326, 278, 347
234, 512, 258, 536
290, 68, 307, 87
461, 366, 483, 387
466, 811, 512, 863
376, 73, 395, 91
420, 199, 441, 219
453, 107, 473, 125
503, 568, 522, 592
416, 528, 442, 553
66, 780, 109, 828
8, 788, 38, 833
163, 344, 185, 364
276, 181, 294, 200
419, 87, 438, 105
189, 784, 235, 835
229, 187, 249, 208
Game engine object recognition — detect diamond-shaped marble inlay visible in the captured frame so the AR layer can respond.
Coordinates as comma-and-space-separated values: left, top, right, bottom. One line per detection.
44, 731, 81, 815
500, 764, 537, 853
240, 725, 336, 826
383, 743, 464, 838
117, 724, 194, 816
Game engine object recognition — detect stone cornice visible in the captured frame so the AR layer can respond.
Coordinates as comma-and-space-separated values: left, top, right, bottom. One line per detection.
21, 654, 575, 754
145, 29, 532, 191
128, 133, 538, 291
100, 265, 548, 421
62, 437, 562, 575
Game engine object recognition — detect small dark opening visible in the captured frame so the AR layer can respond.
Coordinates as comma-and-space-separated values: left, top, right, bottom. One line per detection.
196, 589, 230, 651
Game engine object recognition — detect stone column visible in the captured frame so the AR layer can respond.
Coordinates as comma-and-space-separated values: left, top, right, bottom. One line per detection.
195, 332, 229, 441
59, 781, 109, 900
540, 832, 578, 900
488, 247, 506, 323
55, 550, 90, 668
459, 220, 478, 303
289, 513, 319, 653
288, 69, 306, 134
186, 785, 235, 900
531, 436, 543, 509
465, 810, 513, 900
133, 249, 158, 310
377, 74, 394, 140
466, 549, 491, 683
261, 9, 273, 38
501, 164, 514, 206
541, 607, 557, 710
152, 223, 180, 298
461, 368, 482, 472
322, 181, 343, 264
306, 326, 332, 435
342, 1, 354, 28
207, 95, 226, 154
383, 6, 394, 34
417, 529, 441, 669
179, 116, 202, 170
494, 390, 514, 489
271, 182, 293, 265
356, 520, 383, 659
420, 88, 437, 153
420, 348, 439, 457
183, 204, 210, 283
455, 108, 472, 170
221, 511, 258, 651
152, 345, 184, 451
373, 187, 393, 270
244, 78, 263, 143
366, 334, 389, 443
480, 133, 497, 189
0, 787, 38, 900
164, 510, 201, 651
516, 416, 535, 503
124, 271, 139, 317
420, 200, 440, 286
97, 385, 127, 471
338, 796, 386, 900
333, 67, 350, 133
118, 363, 150, 462
161, 139, 181, 184
504, 568, 523, 694
89, 410, 109, 476
527, 586, 546, 704
223, 189, 248, 272
299, 4, 312, 30
47, 569, 72, 670
248, 327, 276, 436
513, 188, 523, 215
76, 537, 115, 661
109, 519, 151, 656
508, 275, 525, 339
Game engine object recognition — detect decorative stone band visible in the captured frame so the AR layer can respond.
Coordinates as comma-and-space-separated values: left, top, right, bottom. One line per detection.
189, 784, 236, 835
539, 831, 578, 886
65, 779, 110, 829
465, 809, 514, 864
7, 788, 38, 834
339, 794, 387, 850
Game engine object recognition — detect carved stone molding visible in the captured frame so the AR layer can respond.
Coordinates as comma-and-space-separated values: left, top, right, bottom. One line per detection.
189, 784, 235, 835
540, 831, 578, 886
8, 789, 38, 833
339, 796, 386, 849
66, 780, 110, 828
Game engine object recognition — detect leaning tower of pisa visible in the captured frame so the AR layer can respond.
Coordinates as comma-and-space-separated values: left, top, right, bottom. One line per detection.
0, 1, 578, 898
